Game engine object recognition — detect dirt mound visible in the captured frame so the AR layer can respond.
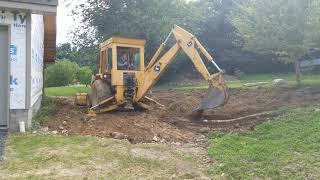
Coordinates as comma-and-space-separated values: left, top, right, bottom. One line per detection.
167, 95, 200, 115
47, 87, 320, 143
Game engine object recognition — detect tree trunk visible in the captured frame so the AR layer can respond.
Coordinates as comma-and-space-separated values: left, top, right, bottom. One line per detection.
294, 59, 301, 85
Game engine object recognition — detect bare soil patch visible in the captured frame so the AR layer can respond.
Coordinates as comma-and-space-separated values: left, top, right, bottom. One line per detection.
47, 87, 320, 143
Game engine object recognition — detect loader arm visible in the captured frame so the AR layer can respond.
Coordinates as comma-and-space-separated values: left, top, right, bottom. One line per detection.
135, 25, 228, 110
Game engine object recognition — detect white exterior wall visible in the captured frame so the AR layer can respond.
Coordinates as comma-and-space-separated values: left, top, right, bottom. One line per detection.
0, 10, 45, 130
0, 11, 27, 109
0, 11, 44, 110
31, 14, 44, 106
0, 2, 56, 131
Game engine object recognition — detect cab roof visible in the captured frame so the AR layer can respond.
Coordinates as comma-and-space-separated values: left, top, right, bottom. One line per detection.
100, 37, 146, 48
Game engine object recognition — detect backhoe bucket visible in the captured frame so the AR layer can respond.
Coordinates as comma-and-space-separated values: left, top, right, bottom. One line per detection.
199, 73, 229, 110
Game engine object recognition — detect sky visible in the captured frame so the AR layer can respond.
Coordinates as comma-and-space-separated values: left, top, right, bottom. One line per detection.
57, 0, 83, 44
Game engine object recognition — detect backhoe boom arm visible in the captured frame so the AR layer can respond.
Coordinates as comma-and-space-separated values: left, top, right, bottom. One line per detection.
135, 25, 226, 103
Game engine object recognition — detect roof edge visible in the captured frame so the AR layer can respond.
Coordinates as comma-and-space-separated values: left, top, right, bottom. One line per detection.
0, 0, 58, 14
6, 0, 58, 6
101, 37, 146, 48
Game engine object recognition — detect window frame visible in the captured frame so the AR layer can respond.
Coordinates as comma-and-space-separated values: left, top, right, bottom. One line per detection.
116, 46, 142, 71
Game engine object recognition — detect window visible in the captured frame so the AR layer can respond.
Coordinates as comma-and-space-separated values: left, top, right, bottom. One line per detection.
106, 48, 112, 70
117, 47, 140, 71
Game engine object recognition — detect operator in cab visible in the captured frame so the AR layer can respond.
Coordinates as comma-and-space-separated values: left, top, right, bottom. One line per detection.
118, 53, 129, 70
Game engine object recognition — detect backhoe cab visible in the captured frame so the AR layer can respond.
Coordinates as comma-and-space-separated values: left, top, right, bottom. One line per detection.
76, 25, 229, 117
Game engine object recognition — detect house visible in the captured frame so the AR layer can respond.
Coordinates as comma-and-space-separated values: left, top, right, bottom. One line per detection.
0, 0, 58, 131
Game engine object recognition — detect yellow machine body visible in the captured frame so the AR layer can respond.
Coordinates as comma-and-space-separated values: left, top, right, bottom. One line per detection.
78, 25, 229, 115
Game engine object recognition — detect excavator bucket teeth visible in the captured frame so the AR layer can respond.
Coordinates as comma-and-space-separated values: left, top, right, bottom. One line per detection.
199, 73, 229, 110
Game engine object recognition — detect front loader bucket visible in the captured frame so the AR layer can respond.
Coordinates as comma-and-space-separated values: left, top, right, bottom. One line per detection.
192, 73, 228, 120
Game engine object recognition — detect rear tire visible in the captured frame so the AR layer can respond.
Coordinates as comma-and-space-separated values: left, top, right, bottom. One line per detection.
91, 79, 113, 106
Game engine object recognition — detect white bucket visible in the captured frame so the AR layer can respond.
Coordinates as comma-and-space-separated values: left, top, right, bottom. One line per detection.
19, 121, 26, 133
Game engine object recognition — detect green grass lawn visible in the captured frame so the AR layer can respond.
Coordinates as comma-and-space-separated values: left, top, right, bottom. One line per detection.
209, 107, 320, 179
156, 73, 320, 90
44, 73, 320, 96
45, 85, 90, 96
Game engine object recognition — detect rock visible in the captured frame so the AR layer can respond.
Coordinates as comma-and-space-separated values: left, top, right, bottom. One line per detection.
41, 127, 49, 132
199, 127, 210, 133
244, 82, 268, 87
111, 132, 127, 140
152, 135, 160, 142
32, 131, 37, 134
160, 139, 166, 143
203, 119, 208, 123
273, 79, 289, 87
234, 124, 240, 128
59, 126, 64, 130
61, 130, 68, 134
62, 121, 67, 125
52, 131, 58, 135
315, 109, 320, 112
169, 174, 178, 179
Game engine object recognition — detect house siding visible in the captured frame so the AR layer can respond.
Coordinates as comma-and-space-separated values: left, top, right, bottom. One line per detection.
0, 10, 27, 109
0, 2, 56, 131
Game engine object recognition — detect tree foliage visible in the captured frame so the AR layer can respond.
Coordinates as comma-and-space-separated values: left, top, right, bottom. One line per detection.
231, 0, 320, 82
45, 60, 93, 87
56, 43, 76, 60
198, 0, 238, 53
77, 67, 93, 86
72, 0, 205, 60
58, 0, 320, 80
45, 60, 80, 87
57, 43, 99, 73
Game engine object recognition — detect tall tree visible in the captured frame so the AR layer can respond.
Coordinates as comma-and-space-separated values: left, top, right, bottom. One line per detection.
196, 0, 240, 73
72, 0, 205, 60
231, 0, 320, 83
198, 0, 237, 52
56, 43, 99, 72
56, 43, 76, 60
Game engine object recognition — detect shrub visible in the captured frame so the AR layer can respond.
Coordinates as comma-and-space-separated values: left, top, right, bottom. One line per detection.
45, 60, 80, 87
77, 67, 93, 86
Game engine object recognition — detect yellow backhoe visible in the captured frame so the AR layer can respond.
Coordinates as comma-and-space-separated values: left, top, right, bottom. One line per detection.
76, 25, 229, 117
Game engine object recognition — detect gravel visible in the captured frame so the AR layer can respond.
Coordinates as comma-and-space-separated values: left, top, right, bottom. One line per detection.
0, 129, 8, 163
